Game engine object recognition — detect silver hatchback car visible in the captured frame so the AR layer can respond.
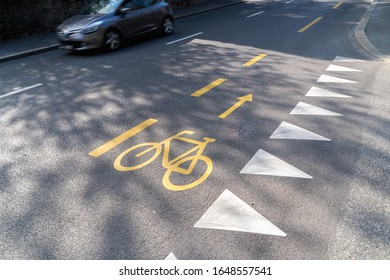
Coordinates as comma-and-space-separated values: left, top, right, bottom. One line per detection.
56, 0, 174, 51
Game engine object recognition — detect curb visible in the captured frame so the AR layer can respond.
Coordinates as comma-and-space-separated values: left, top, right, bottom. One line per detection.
0, 1, 243, 64
348, 0, 390, 63
0, 44, 60, 63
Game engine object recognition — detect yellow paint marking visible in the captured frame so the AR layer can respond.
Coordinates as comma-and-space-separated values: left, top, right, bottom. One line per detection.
163, 154, 213, 191
333, 1, 343, 9
219, 94, 253, 119
113, 130, 215, 191
243, 54, 267, 67
191, 78, 226, 97
88, 118, 158, 157
298, 17, 323, 33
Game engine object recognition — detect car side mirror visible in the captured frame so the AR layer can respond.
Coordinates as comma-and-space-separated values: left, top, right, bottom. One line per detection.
119, 7, 132, 14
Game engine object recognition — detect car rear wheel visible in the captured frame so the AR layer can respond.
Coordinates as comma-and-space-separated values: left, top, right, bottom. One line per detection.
161, 18, 174, 35
103, 30, 121, 51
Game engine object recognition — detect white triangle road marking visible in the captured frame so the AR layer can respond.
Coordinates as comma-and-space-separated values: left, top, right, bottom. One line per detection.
194, 189, 287, 237
317, 74, 357, 83
305, 86, 352, 98
270, 121, 331, 141
326, 64, 362, 72
240, 149, 313, 178
333, 56, 365, 62
290, 102, 343, 116
165, 252, 178, 260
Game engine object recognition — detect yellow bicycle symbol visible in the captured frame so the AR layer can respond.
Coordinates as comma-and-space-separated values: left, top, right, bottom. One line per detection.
113, 131, 216, 191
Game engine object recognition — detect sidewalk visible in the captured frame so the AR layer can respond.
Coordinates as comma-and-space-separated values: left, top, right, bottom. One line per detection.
363, 0, 390, 61
0, 0, 389, 63
0, 0, 242, 63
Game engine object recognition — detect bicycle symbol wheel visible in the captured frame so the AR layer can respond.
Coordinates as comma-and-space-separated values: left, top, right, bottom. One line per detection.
163, 155, 213, 191
114, 142, 162, 171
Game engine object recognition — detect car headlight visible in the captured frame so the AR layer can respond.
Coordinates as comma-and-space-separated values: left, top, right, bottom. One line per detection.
82, 21, 103, 34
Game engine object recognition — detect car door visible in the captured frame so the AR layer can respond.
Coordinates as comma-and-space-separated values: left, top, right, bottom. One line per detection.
115, 0, 146, 38
136, 0, 163, 32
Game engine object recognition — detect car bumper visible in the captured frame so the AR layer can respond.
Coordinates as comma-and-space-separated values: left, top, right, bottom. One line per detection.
57, 30, 104, 50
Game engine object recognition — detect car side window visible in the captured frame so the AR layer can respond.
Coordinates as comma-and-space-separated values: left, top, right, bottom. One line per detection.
121, 0, 143, 10
143, 0, 156, 7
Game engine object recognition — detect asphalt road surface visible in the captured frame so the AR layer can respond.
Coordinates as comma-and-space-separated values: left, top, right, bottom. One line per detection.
0, 0, 388, 259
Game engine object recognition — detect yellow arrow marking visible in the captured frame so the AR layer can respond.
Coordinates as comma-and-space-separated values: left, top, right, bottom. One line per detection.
298, 17, 323, 33
191, 78, 226, 97
333, 1, 343, 9
243, 54, 267, 67
88, 118, 158, 157
219, 94, 253, 119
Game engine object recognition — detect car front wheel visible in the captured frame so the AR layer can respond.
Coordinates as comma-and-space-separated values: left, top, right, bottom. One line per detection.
103, 30, 121, 51
161, 18, 174, 35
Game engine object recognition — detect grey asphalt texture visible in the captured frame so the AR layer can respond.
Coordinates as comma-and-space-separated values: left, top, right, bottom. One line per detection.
0, 0, 389, 260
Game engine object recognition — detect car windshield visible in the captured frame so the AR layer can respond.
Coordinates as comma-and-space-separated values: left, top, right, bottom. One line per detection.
81, 0, 122, 15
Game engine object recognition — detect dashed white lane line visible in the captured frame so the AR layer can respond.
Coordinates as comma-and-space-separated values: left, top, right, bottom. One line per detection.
326, 64, 362, 72
270, 121, 331, 141
194, 189, 287, 236
0, 83, 43, 99
166, 32, 203, 45
247, 11, 264, 18
290, 102, 343, 116
305, 86, 352, 98
240, 149, 313, 178
317, 74, 357, 84
286, 0, 295, 3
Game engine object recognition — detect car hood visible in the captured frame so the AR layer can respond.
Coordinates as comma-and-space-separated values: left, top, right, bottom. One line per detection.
58, 14, 103, 31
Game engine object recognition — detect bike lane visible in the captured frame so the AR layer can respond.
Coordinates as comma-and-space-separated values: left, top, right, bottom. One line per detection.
79, 0, 381, 260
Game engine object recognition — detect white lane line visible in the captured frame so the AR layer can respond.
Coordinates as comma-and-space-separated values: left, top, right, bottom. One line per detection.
286, 0, 295, 3
240, 149, 313, 178
317, 74, 357, 84
326, 64, 362, 72
165, 253, 178, 260
306, 86, 352, 98
0, 83, 43, 99
247, 11, 264, 18
194, 189, 287, 236
270, 121, 331, 141
290, 102, 343, 116
166, 32, 203, 45
333, 56, 365, 62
